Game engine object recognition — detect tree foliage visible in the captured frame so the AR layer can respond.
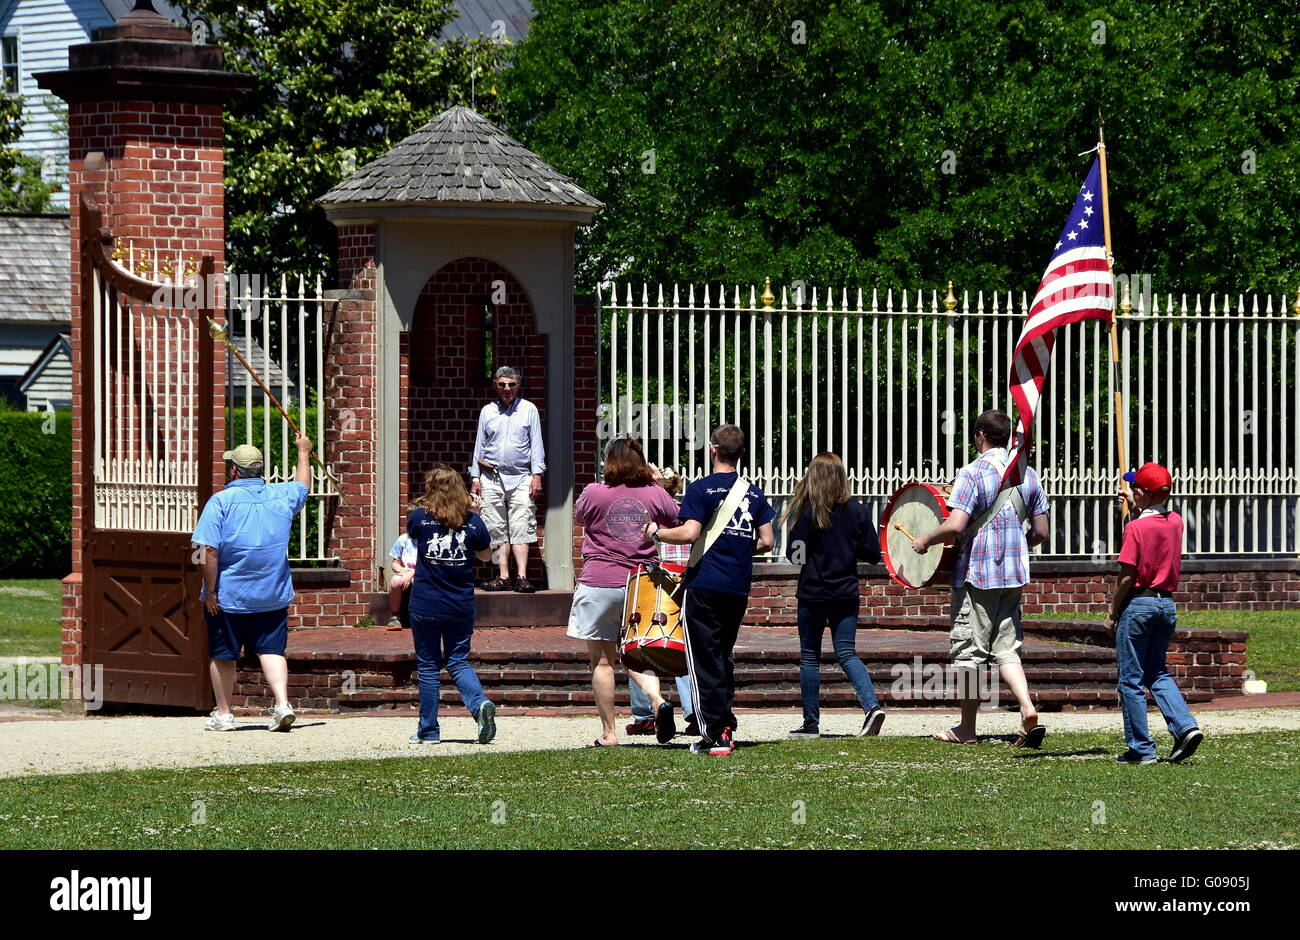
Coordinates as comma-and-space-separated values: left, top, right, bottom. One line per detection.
499, 0, 1300, 294
176, 0, 508, 279
0, 96, 59, 213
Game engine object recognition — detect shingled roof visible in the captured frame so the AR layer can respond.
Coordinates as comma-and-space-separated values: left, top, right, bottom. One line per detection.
0, 214, 71, 325
317, 106, 602, 212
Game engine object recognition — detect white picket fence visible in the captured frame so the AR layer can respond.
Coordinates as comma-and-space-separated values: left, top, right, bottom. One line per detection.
597, 281, 1300, 559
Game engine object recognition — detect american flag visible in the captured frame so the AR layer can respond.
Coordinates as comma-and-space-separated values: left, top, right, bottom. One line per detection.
1003, 154, 1115, 485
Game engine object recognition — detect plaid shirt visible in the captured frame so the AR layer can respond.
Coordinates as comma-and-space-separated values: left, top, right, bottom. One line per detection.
658, 540, 691, 564
947, 448, 1049, 590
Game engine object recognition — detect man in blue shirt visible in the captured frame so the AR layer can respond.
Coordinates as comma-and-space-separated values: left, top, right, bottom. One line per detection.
469, 366, 546, 593
644, 425, 775, 756
192, 434, 313, 732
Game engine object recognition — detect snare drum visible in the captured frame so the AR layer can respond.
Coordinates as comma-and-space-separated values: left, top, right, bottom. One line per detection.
620, 562, 689, 678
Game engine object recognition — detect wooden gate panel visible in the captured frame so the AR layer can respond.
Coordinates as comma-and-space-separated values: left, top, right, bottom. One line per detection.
86, 534, 207, 707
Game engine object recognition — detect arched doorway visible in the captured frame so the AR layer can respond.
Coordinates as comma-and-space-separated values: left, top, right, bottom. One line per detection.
401, 257, 548, 583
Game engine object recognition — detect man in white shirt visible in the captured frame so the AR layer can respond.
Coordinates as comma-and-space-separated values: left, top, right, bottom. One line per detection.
469, 366, 545, 592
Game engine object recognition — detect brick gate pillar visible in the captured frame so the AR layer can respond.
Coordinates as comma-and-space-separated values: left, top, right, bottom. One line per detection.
37, 4, 254, 687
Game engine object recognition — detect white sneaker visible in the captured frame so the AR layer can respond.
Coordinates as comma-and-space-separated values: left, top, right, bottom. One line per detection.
268, 703, 296, 732
204, 711, 235, 732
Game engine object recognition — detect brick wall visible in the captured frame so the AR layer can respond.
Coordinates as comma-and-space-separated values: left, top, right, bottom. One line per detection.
307, 223, 382, 628
68, 100, 226, 258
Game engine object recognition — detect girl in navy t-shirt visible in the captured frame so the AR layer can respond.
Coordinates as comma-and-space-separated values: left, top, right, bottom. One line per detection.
405, 465, 496, 745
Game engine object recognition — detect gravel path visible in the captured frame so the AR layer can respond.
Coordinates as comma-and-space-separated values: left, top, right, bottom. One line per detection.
1, 708, 1298, 779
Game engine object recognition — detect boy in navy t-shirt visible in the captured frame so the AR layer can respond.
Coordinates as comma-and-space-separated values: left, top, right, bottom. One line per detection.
644, 425, 775, 755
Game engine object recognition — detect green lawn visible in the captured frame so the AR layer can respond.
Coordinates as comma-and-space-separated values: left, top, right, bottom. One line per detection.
0, 579, 62, 657
0, 732, 1296, 850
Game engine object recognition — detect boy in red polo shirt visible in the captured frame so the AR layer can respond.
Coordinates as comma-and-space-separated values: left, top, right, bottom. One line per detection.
1106, 462, 1204, 765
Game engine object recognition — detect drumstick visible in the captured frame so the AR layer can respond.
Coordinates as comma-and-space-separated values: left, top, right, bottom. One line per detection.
893, 522, 919, 541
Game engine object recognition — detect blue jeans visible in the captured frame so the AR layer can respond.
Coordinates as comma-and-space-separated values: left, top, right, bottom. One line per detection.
798, 598, 880, 726
1115, 597, 1198, 758
409, 612, 487, 741
629, 673, 694, 721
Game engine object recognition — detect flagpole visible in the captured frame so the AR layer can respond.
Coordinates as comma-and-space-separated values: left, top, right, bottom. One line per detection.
1098, 127, 1128, 519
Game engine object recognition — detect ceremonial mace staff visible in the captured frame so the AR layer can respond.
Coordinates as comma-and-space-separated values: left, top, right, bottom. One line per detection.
206, 316, 345, 503
1097, 123, 1129, 520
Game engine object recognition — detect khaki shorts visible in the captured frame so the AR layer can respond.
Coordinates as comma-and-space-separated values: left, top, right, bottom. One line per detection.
479, 472, 538, 545
950, 583, 1023, 667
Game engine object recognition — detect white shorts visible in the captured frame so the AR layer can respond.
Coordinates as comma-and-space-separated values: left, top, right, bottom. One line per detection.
479, 472, 538, 544
566, 582, 626, 643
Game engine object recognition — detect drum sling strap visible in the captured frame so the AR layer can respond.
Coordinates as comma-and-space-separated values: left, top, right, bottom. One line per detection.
968, 452, 1030, 536
686, 476, 752, 570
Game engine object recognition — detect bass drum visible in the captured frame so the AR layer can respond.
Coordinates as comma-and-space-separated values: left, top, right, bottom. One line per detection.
879, 482, 956, 589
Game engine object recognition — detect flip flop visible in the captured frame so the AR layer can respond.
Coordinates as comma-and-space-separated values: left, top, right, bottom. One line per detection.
586, 738, 617, 748
1015, 725, 1048, 749
931, 728, 977, 744
655, 701, 676, 744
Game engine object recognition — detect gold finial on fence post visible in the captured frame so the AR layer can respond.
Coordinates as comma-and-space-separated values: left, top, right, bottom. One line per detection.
111, 239, 127, 262
1120, 277, 1133, 317
761, 277, 775, 311
944, 281, 957, 312
1292, 289, 1300, 317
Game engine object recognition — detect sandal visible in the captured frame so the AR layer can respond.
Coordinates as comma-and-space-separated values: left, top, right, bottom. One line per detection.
586, 738, 617, 748
481, 577, 510, 592
931, 727, 977, 744
1014, 725, 1047, 749
512, 576, 537, 594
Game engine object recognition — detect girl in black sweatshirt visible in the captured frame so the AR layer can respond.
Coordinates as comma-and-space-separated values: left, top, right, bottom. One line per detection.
782, 453, 885, 737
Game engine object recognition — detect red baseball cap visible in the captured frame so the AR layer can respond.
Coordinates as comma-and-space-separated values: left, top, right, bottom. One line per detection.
1124, 462, 1172, 493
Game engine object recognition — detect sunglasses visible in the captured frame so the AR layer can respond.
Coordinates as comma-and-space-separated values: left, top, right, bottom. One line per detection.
496, 381, 518, 388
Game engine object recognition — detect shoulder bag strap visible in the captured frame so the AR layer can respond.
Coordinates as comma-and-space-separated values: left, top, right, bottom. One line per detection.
687, 476, 751, 569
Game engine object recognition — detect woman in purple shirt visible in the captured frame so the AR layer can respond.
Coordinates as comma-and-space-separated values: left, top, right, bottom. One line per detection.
568, 437, 680, 747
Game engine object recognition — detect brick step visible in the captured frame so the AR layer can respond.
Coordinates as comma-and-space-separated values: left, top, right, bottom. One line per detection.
332, 681, 1149, 707
366, 595, 1110, 642
337, 684, 1213, 710
233, 624, 1241, 714
351, 662, 1123, 687
294, 645, 1120, 668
